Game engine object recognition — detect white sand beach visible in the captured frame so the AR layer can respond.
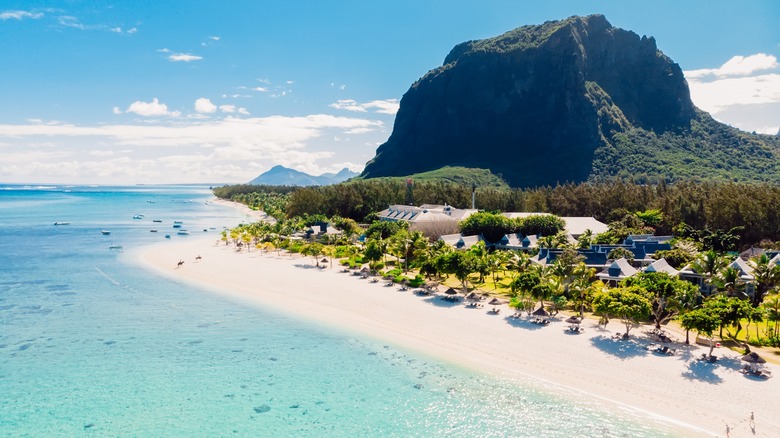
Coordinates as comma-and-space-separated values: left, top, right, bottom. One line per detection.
137, 236, 779, 438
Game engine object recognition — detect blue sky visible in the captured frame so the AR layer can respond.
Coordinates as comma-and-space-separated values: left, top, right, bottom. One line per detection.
1, 0, 779, 184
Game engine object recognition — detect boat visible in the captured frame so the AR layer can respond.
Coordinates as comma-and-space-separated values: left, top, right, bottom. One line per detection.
173, 220, 183, 224
173, 224, 182, 228
164, 234, 171, 239
152, 219, 162, 223
54, 222, 70, 225
109, 244, 123, 251
177, 230, 190, 235
101, 230, 111, 235
132, 214, 144, 219
150, 229, 158, 233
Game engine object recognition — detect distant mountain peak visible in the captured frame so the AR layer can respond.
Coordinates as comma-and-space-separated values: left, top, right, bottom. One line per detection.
248, 165, 358, 186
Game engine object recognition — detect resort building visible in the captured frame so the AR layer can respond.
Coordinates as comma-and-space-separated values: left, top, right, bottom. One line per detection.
377, 204, 478, 239
596, 258, 638, 285
502, 213, 609, 238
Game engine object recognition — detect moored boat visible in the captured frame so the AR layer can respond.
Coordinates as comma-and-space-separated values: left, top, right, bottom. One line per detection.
132, 214, 144, 219
54, 222, 70, 225
150, 229, 158, 233
177, 230, 190, 235
101, 230, 111, 235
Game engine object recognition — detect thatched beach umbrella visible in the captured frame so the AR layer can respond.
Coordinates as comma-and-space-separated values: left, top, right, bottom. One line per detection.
533, 306, 549, 317
444, 287, 458, 295
565, 316, 581, 324
487, 297, 505, 312
464, 292, 480, 301
742, 352, 766, 364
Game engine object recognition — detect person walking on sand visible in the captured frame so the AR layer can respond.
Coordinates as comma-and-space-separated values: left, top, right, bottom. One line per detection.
725, 424, 730, 438
750, 411, 755, 434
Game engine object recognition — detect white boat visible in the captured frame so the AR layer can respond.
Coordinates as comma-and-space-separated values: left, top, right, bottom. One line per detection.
153, 219, 162, 223
132, 214, 144, 219
177, 230, 190, 235
150, 229, 158, 233
109, 244, 123, 251
101, 230, 111, 235
173, 220, 183, 224
54, 222, 70, 225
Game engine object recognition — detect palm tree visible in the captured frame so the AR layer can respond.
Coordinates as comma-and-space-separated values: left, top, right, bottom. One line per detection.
750, 254, 780, 307
570, 263, 595, 318
690, 250, 727, 295
505, 250, 532, 280
716, 266, 747, 298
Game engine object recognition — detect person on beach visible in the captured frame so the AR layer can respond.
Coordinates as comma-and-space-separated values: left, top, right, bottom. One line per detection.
725, 424, 730, 437
750, 411, 755, 434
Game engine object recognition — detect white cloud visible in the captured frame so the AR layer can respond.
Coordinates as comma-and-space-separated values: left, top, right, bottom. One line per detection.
251, 87, 268, 92
126, 98, 178, 117
688, 73, 780, 114
219, 104, 236, 113
685, 53, 780, 134
157, 48, 171, 53
58, 15, 85, 30
238, 107, 250, 115
329, 98, 400, 115
194, 98, 217, 114
112, 106, 122, 115
168, 52, 202, 62
209, 35, 220, 41
686, 54, 779, 79
111, 27, 122, 33
127, 27, 138, 34
0, 10, 43, 20
0, 115, 383, 183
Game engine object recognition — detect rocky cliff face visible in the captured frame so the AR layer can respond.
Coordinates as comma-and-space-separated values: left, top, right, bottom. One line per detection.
360, 15, 698, 187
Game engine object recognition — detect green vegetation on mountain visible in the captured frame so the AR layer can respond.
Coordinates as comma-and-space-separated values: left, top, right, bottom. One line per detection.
352, 166, 509, 189
360, 14, 780, 187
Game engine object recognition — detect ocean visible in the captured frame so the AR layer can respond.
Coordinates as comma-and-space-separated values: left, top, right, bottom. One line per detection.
0, 185, 680, 437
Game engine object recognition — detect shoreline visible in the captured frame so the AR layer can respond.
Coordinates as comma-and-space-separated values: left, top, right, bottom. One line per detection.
133, 236, 780, 438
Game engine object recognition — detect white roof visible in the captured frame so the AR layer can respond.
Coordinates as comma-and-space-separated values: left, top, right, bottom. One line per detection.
597, 258, 638, 281
643, 258, 679, 276
378, 204, 476, 224
502, 213, 608, 236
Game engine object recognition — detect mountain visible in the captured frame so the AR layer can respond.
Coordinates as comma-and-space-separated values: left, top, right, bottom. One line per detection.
248, 165, 358, 186
361, 15, 780, 187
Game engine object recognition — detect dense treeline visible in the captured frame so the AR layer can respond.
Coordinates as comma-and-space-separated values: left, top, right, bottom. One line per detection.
214, 179, 780, 247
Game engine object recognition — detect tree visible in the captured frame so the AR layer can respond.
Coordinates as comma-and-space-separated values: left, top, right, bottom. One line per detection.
678, 307, 720, 357
763, 293, 780, 337
570, 263, 595, 317
750, 254, 780, 307
505, 250, 532, 281
690, 250, 727, 295
592, 286, 652, 338
715, 266, 747, 298
622, 272, 699, 329
363, 238, 384, 267
439, 251, 477, 292
459, 212, 514, 243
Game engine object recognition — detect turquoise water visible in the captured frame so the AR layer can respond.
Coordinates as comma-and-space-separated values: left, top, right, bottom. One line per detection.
0, 185, 681, 437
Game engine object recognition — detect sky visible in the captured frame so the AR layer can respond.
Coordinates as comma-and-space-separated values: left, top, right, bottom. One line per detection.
1, 0, 779, 185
